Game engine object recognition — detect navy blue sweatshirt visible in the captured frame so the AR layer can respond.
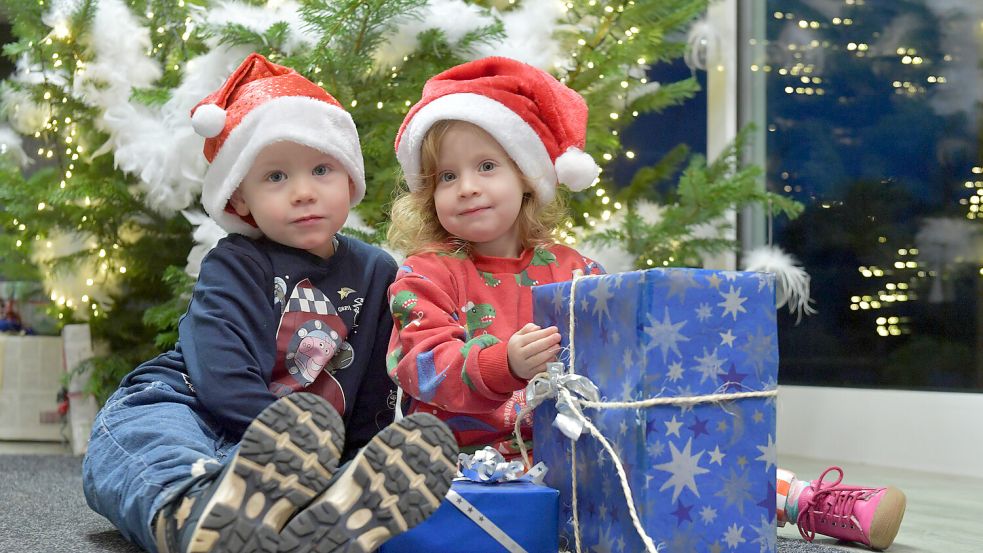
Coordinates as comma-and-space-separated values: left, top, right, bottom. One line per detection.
122, 233, 397, 460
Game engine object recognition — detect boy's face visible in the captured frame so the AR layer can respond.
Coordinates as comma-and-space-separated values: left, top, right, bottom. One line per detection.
432, 122, 527, 258
231, 141, 353, 258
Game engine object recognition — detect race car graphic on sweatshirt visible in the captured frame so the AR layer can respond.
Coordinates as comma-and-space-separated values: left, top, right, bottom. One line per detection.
269, 278, 351, 415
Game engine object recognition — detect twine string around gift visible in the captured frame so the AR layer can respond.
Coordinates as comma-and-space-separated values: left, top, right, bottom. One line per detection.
513, 273, 778, 553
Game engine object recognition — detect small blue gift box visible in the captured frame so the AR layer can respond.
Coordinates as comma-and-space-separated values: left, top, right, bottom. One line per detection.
379, 479, 559, 553
531, 268, 778, 553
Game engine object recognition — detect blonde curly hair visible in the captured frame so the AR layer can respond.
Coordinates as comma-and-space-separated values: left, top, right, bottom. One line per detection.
387, 120, 568, 257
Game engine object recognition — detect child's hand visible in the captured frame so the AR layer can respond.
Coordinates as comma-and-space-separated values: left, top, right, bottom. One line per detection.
507, 323, 562, 380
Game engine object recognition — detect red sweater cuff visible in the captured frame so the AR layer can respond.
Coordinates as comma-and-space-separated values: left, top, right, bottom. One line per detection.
478, 342, 527, 395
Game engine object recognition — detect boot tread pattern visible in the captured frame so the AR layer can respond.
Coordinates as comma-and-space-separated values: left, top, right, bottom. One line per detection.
278, 413, 458, 553
161, 393, 344, 553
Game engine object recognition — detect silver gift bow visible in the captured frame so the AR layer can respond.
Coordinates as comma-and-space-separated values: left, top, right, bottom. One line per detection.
458, 447, 548, 485
523, 362, 600, 441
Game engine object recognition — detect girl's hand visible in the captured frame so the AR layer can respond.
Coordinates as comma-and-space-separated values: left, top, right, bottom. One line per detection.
507, 323, 562, 380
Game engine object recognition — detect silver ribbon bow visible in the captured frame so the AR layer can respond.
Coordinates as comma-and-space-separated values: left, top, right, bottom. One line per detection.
458, 447, 548, 485
523, 362, 600, 441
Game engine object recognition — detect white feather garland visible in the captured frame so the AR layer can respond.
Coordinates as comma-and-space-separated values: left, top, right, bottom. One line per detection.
0, 125, 32, 167
207, 1, 316, 55
183, 211, 228, 278
376, 0, 566, 71
742, 245, 816, 323
472, 0, 566, 69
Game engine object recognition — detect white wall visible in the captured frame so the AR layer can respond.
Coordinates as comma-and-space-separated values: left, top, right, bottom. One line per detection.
777, 385, 983, 478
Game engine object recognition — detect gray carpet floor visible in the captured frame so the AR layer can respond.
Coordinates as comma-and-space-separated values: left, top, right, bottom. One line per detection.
0, 454, 843, 553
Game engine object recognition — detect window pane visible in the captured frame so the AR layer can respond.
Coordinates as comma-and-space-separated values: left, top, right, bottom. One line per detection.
752, 1, 983, 390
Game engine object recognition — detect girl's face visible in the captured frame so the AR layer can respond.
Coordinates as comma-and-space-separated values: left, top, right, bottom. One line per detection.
231, 141, 353, 258
432, 123, 527, 258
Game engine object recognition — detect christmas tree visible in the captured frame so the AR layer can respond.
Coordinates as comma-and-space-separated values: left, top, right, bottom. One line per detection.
0, 0, 800, 402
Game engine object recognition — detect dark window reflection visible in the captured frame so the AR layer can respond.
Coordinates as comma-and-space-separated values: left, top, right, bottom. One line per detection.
765, 0, 983, 390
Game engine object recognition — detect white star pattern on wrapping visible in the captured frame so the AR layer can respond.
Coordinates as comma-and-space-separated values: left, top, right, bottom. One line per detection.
648, 439, 667, 459
665, 415, 683, 437
591, 523, 615, 553
667, 361, 685, 382
665, 269, 702, 302
531, 268, 779, 552
620, 378, 635, 401
718, 285, 748, 320
654, 438, 709, 502
551, 285, 566, 315
709, 445, 726, 465
755, 434, 777, 473
622, 348, 633, 372
692, 347, 726, 384
589, 278, 615, 322
696, 302, 712, 321
753, 515, 777, 553
643, 306, 690, 362
724, 523, 747, 549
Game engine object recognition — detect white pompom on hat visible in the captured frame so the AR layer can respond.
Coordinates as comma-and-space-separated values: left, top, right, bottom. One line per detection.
191, 53, 365, 237
394, 56, 600, 203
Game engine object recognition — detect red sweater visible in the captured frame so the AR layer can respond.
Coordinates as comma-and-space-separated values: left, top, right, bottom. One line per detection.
386, 244, 602, 456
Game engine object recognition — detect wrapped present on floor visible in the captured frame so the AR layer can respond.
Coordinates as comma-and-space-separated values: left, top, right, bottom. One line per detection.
380, 450, 559, 553
529, 268, 778, 553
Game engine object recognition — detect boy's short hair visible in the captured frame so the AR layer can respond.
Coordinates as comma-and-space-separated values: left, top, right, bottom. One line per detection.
191, 53, 365, 237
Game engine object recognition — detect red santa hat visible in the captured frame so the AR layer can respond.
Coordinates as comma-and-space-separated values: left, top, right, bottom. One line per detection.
394, 56, 600, 203
192, 53, 365, 236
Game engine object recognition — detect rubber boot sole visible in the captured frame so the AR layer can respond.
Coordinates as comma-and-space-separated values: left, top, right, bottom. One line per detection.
868, 486, 906, 551
157, 392, 345, 553
277, 412, 458, 553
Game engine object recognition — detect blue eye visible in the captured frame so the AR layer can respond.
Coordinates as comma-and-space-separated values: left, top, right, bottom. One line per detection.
479, 161, 497, 172
313, 164, 330, 176
438, 172, 456, 183
267, 170, 286, 183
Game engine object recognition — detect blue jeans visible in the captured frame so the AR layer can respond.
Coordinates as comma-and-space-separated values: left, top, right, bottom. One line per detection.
81, 381, 239, 552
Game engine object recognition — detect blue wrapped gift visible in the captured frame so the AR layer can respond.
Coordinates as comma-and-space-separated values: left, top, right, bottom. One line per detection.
531, 268, 778, 553
379, 479, 559, 553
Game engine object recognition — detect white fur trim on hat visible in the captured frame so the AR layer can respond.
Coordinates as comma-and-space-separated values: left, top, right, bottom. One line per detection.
555, 147, 600, 191
202, 96, 365, 236
192, 103, 227, 138
396, 93, 557, 202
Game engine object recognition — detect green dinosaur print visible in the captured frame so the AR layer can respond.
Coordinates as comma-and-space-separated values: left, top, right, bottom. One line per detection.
531, 248, 557, 266
480, 271, 501, 288
459, 334, 501, 391
462, 302, 496, 335
514, 270, 537, 287
390, 290, 418, 328
386, 346, 402, 377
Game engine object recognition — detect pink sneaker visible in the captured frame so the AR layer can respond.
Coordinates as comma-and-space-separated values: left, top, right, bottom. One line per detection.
796, 466, 907, 551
